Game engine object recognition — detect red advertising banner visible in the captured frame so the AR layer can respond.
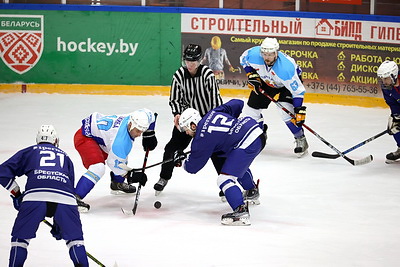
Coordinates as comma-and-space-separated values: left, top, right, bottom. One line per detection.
310, 0, 362, 4
182, 14, 400, 99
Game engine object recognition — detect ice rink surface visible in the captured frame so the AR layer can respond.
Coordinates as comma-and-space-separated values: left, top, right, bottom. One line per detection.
0, 93, 399, 267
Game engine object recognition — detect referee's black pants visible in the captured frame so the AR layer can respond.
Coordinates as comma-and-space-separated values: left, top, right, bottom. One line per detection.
160, 126, 225, 180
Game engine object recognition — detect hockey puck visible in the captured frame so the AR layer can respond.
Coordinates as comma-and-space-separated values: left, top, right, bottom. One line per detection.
154, 201, 162, 209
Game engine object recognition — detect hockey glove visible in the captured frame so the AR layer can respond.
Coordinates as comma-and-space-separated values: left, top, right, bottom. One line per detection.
247, 72, 262, 93
142, 130, 158, 151
293, 106, 307, 127
50, 220, 62, 240
127, 171, 148, 186
11, 193, 23, 211
173, 150, 187, 167
387, 114, 400, 135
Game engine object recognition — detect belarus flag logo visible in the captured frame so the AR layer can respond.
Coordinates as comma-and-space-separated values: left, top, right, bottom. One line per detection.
0, 14, 44, 75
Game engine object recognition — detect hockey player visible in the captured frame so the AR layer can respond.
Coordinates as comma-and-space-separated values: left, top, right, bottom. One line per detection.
240, 37, 308, 157
0, 125, 89, 266
74, 108, 155, 212
153, 43, 224, 195
173, 99, 266, 226
377, 60, 400, 163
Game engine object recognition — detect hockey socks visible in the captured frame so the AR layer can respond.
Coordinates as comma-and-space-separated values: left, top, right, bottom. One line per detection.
75, 171, 98, 199
9, 237, 29, 267
237, 169, 256, 191
67, 240, 89, 267
285, 121, 304, 138
220, 182, 245, 210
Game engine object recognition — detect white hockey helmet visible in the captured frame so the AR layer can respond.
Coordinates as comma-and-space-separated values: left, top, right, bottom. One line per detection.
260, 37, 279, 53
179, 108, 201, 132
36, 125, 59, 147
377, 60, 398, 84
129, 108, 155, 132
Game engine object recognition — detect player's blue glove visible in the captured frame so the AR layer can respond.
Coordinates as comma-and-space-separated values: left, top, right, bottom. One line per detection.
142, 130, 158, 151
11, 193, 23, 211
127, 171, 148, 186
173, 150, 187, 167
50, 220, 62, 240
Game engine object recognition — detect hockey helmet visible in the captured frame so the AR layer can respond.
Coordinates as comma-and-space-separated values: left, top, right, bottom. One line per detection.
377, 60, 398, 84
36, 125, 59, 147
129, 108, 155, 132
260, 37, 279, 53
183, 44, 202, 61
179, 108, 201, 132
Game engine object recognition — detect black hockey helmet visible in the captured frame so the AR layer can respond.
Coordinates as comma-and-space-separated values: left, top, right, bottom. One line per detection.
183, 44, 202, 61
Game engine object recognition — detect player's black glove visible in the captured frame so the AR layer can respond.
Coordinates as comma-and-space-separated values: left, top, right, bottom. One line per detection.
50, 220, 62, 240
127, 171, 148, 186
387, 114, 400, 135
293, 106, 307, 127
142, 130, 158, 151
247, 72, 262, 94
173, 150, 187, 167
11, 193, 23, 211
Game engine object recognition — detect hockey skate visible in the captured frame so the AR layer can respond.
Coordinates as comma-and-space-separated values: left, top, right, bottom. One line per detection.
154, 178, 168, 196
294, 135, 309, 157
243, 188, 260, 205
385, 147, 400, 164
110, 181, 136, 195
221, 204, 250, 226
75, 194, 90, 213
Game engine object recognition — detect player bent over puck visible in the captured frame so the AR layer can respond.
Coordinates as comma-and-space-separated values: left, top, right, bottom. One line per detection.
173, 99, 265, 226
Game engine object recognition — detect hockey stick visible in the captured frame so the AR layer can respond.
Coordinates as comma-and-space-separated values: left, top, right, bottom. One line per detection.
118, 151, 191, 172
257, 88, 373, 166
122, 148, 150, 215
122, 113, 158, 215
42, 219, 106, 267
312, 129, 388, 159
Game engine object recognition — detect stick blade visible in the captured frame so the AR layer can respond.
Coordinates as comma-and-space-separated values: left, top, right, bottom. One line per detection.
312, 151, 340, 159
121, 207, 134, 216
351, 155, 373, 166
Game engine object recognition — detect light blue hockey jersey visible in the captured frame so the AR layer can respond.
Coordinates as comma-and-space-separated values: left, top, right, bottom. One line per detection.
240, 46, 306, 100
81, 113, 135, 176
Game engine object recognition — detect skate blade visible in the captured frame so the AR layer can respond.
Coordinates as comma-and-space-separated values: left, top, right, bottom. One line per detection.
295, 149, 309, 158
155, 190, 162, 196
121, 208, 134, 215
221, 217, 251, 226
77, 206, 89, 213
110, 190, 136, 195
245, 199, 260, 205
220, 196, 227, 202
385, 159, 400, 164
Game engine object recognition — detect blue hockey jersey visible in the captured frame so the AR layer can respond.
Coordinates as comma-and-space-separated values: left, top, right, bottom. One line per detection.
183, 99, 263, 174
381, 72, 400, 114
0, 143, 76, 205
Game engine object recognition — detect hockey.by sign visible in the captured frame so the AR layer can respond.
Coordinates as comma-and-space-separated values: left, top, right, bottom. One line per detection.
0, 15, 44, 75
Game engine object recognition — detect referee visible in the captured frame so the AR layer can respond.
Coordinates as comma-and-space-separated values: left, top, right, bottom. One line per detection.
154, 44, 223, 195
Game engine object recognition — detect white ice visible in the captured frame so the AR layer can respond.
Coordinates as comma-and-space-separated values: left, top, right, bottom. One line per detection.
0, 93, 399, 267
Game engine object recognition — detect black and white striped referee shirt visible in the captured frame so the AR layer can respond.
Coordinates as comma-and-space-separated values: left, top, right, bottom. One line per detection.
169, 64, 223, 117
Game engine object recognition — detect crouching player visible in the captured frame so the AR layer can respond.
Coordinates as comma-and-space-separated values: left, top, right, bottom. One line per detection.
0, 125, 89, 266
173, 99, 266, 226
